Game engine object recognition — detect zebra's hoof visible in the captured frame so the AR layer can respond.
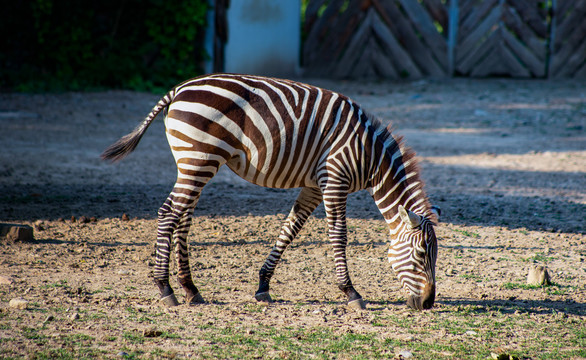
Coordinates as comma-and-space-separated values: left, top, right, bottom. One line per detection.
347, 298, 366, 310
187, 292, 206, 305
254, 291, 273, 303
160, 293, 180, 307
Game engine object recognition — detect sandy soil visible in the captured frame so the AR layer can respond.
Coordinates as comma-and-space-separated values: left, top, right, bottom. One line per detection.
0, 78, 585, 358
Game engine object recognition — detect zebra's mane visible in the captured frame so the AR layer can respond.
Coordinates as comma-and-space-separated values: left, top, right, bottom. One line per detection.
364, 112, 435, 222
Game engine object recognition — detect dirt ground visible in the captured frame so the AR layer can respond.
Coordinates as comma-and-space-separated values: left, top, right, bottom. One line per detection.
0, 78, 585, 359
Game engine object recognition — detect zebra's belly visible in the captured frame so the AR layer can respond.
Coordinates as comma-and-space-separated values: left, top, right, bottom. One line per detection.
226, 154, 317, 189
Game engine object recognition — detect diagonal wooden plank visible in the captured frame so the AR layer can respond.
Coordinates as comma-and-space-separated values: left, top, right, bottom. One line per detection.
375, 0, 447, 76
499, 40, 532, 77
457, 27, 501, 74
503, 5, 547, 61
575, 62, 586, 78
304, 0, 329, 35
456, 5, 501, 63
501, 24, 545, 76
370, 8, 423, 78
397, 0, 448, 65
372, 43, 400, 78
302, 0, 349, 67
554, 0, 586, 46
422, 0, 449, 31
508, 0, 548, 37
351, 38, 378, 78
333, 8, 375, 78
470, 47, 507, 77
549, 16, 586, 76
552, 32, 586, 77
459, 0, 499, 37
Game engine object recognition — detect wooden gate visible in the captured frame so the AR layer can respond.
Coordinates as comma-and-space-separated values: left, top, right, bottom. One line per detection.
455, 0, 548, 78
548, 0, 586, 78
302, 0, 586, 79
302, 0, 449, 79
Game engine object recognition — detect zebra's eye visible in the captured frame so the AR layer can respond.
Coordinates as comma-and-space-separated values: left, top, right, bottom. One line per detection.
414, 248, 426, 260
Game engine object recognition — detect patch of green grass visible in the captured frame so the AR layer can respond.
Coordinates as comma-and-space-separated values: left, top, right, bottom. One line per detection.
29, 348, 106, 360
452, 228, 481, 239
122, 331, 145, 344
40, 280, 69, 289
500, 281, 574, 295
523, 253, 556, 263
459, 273, 483, 282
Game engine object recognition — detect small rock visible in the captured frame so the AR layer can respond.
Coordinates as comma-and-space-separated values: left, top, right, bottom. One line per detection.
527, 265, 551, 286
117, 269, 130, 276
143, 328, 162, 337
9, 298, 28, 309
121, 214, 130, 221
117, 351, 129, 357
70, 312, 80, 320
465, 330, 477, 336
395, 350, 414, 359
34, 220, 45, 231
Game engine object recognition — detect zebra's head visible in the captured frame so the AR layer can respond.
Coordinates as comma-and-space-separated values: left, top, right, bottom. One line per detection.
388, 205, 440, 310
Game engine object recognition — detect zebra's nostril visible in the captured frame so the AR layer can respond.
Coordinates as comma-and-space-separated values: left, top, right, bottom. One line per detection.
406, 295, 423, 310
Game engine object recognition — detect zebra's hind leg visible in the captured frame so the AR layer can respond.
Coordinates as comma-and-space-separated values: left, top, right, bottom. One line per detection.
154, 160, 220, 306
255, 187, 322, 303
154, 196, 182, 307
173, 202, 205, 305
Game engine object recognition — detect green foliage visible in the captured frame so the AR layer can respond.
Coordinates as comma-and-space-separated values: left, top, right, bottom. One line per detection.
0, 0, 209, 92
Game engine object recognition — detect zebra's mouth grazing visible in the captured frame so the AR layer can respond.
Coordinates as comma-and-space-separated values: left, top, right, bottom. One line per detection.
406, 282, 435, 310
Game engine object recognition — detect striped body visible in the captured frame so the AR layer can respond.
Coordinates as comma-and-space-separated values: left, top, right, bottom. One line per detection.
102, 73, 439, 310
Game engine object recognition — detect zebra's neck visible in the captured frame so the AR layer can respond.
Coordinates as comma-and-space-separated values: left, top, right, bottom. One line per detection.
368, 129, 429, 234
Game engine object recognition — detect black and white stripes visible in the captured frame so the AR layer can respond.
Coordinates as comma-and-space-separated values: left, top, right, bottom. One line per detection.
102, 73, 439, 310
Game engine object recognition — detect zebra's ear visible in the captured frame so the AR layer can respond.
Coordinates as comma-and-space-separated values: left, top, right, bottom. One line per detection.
431, 205, 441, 219
398, 205, 422, 228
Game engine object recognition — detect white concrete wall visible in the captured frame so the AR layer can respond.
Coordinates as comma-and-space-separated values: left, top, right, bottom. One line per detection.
223, 0, 300, 77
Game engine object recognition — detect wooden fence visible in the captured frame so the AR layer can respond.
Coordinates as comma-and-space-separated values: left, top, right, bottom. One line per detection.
302, 0, 586, 79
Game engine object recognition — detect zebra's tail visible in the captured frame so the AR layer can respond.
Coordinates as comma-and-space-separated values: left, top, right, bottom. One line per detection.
101, 89, 175, 162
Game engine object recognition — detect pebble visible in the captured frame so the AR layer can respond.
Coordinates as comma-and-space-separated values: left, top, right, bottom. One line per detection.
117, 351, 129, 357
143, 328, 162, 337
527, 265, 551, 286
9, 298, 28, 309
465, 330, 477, 336
0, 275, 13, 285
396, 350, 414, 359
117, 269, 130, 276
70, 312, 80, 320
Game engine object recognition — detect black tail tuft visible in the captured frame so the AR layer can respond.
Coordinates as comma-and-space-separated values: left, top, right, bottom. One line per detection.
101, 126, 145, 162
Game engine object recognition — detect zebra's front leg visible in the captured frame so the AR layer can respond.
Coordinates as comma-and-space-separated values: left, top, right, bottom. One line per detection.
323, 188, 366, 310
255, 187, 322, 303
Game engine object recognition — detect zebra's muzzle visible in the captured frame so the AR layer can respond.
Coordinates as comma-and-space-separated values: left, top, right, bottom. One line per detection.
406, 282, 435, 310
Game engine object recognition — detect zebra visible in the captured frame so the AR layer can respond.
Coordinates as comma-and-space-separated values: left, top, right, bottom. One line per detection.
102, 73, 440, 310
